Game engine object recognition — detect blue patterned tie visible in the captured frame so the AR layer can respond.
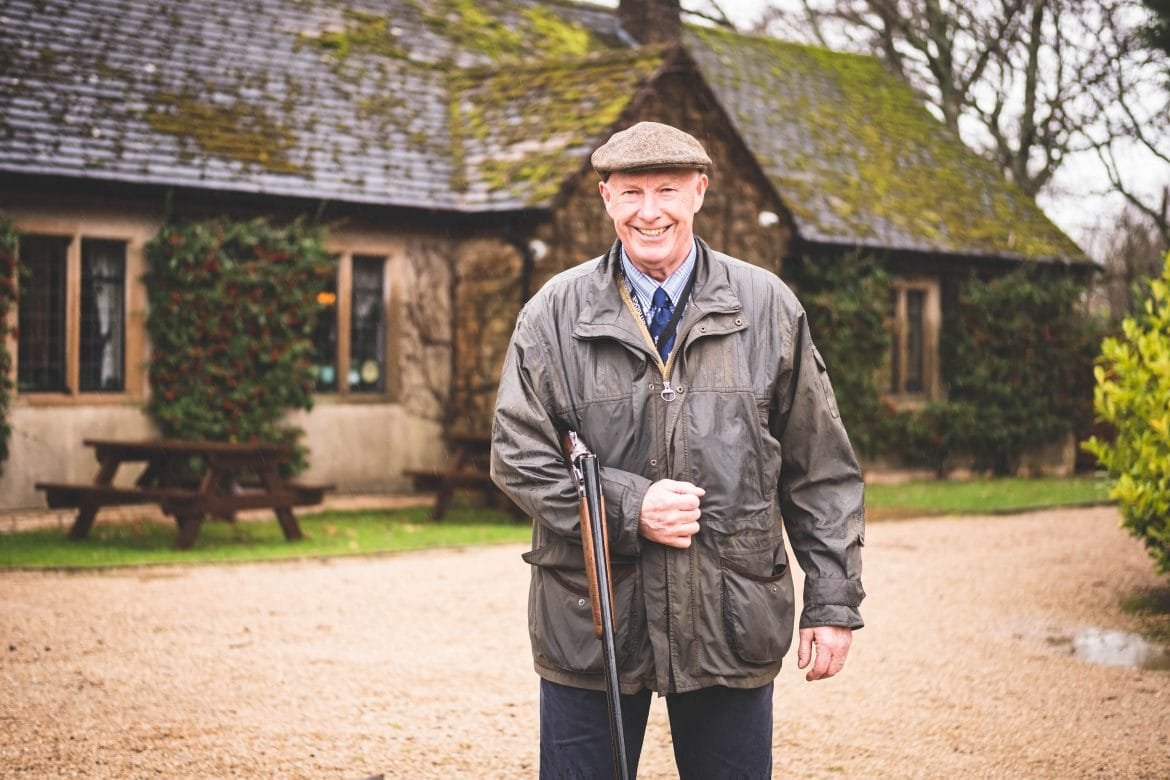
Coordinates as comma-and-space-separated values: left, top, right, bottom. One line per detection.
648, 287, 674, 361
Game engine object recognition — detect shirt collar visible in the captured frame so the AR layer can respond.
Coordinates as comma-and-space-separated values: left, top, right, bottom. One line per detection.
620, 239, 697, 314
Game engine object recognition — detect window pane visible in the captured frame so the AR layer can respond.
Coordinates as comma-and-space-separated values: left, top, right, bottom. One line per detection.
17, 235, 69, 392
349, 256, 385, 393
888, 288, 901, 394
905, 289, 926, 393
79, 239, 126, 392
312, 269, 339, 392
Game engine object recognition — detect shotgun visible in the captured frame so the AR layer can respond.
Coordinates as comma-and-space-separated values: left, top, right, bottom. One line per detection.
565, 431, 629, 780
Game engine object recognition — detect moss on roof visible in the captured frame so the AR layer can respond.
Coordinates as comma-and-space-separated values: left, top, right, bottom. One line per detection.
143, 89, 304, 175
452, 47, 668, 205
295, 0, 602, 65
687, 25, 1085, 261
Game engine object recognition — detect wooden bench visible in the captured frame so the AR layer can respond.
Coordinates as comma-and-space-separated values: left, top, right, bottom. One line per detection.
35, 438, 335, 549
404, 432, 515, 521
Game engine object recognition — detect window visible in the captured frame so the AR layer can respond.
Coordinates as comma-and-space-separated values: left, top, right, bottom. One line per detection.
312, 253, 390, 396
17, 236, 68, 392
350, 256, 386, 393
79, 240, 126, 392
887, 278, 940, 400
17, 235, 127, 394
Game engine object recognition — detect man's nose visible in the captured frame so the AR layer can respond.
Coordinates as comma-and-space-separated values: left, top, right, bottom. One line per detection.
637, 193, 663, 218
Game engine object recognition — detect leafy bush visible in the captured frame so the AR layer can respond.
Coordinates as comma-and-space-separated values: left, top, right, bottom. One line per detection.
0, 217, 17, 472
1084, 252, 1170, 575
143, 217, 332, 471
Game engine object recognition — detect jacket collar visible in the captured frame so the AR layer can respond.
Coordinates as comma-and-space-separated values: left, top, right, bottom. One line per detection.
573, 237, 742, 344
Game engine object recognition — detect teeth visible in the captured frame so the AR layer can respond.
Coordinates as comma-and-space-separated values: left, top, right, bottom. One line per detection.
638, 226, 668, 236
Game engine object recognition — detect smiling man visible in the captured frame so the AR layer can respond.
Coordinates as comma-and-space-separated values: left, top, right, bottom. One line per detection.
491, 121, 866, 779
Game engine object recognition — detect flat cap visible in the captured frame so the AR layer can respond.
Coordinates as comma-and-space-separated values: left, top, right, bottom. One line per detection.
591, 121, 712, 175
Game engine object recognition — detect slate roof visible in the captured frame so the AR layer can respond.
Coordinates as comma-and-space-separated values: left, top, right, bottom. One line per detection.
0, 0, 1085, 262
0, 0, 625, 210
684, 26, 1085, 262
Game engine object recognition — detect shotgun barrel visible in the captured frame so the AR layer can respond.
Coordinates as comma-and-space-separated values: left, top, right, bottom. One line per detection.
566, 431, 629, 780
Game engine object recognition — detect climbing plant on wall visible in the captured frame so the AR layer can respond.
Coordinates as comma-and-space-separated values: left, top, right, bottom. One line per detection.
0, 217, 18, 473
784, 252, 890, 457
143, 217, 332, 472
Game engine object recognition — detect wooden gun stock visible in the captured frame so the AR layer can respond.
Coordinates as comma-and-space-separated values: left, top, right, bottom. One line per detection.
578, 490, 616, 638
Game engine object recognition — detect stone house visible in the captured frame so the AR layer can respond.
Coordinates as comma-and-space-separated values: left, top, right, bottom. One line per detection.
0, 0, 1089, 509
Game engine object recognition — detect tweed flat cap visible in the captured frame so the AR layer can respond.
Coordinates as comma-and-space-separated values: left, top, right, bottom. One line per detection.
591, 121, 712, 175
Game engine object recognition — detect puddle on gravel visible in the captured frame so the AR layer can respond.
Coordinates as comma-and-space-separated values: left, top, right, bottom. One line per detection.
1051, 627, 1170, 671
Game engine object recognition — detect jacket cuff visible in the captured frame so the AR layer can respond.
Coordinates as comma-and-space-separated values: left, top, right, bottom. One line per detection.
601, 470, 651, 557
800, 604, 864, 630
800, 576, 865, 629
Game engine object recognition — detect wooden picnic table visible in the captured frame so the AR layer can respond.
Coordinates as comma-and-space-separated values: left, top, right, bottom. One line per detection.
36, 438, 334, 549
404, 432, 518, 521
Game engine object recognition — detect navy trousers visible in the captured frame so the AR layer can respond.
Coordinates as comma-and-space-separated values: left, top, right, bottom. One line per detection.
539, 679, 774, 779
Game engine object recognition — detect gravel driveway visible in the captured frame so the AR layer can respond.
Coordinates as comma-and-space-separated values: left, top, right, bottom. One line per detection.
2, 505, 1168, 778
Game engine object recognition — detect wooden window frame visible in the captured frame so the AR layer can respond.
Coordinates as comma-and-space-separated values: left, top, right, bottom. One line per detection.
885, 276, 942, 405
313, 250, 398, 401
9, 229, 142, 404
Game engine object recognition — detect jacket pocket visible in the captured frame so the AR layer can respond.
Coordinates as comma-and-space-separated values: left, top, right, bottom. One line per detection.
811, 346, 840, 419
720, 550, 794, 665
525, 547, 637, 674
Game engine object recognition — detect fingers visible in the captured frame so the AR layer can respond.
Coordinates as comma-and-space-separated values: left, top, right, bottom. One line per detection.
659, 479, 706, 498
800, 626, 852, 682
797, 628, 813, 669
639, 479, 705, 548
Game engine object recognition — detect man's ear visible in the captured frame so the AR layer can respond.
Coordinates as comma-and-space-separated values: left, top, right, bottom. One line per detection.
693, 173, 709, 212
599, 179, 617, 215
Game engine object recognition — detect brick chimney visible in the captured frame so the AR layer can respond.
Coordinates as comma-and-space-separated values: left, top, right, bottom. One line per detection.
619, 0, 682, 45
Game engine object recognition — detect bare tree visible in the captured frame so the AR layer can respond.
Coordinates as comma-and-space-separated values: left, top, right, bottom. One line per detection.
752, 0, 1170, 242
401, 239, 457, 427
400, 238, 524, 434
1089, 204, 1169, 317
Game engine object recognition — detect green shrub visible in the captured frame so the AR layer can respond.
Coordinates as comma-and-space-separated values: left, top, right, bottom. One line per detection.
1084, 252, 1170, 575
143, 217, 333, 471
0, 217, 17, 472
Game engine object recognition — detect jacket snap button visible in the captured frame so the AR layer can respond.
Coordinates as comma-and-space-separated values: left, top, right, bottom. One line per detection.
699, 325, 706, 332
649, 458, 658, 467
577, 598, 587, 608
770, 585, 778, 593
735, 318, 743, 326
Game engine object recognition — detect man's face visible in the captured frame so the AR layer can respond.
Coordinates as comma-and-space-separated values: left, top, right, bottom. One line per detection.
599, 169, 708, 282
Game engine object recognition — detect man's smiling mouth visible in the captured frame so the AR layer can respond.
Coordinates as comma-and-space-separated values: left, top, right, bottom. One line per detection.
636, 226, 670, 237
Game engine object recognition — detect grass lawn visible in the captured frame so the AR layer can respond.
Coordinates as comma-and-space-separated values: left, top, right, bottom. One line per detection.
0, 476, 1114, 569
0, 505, 530, 570
865, 475, 1112, 520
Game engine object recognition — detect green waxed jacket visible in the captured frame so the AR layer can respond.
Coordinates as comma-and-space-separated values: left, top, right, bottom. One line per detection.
490, 238, 865, 695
